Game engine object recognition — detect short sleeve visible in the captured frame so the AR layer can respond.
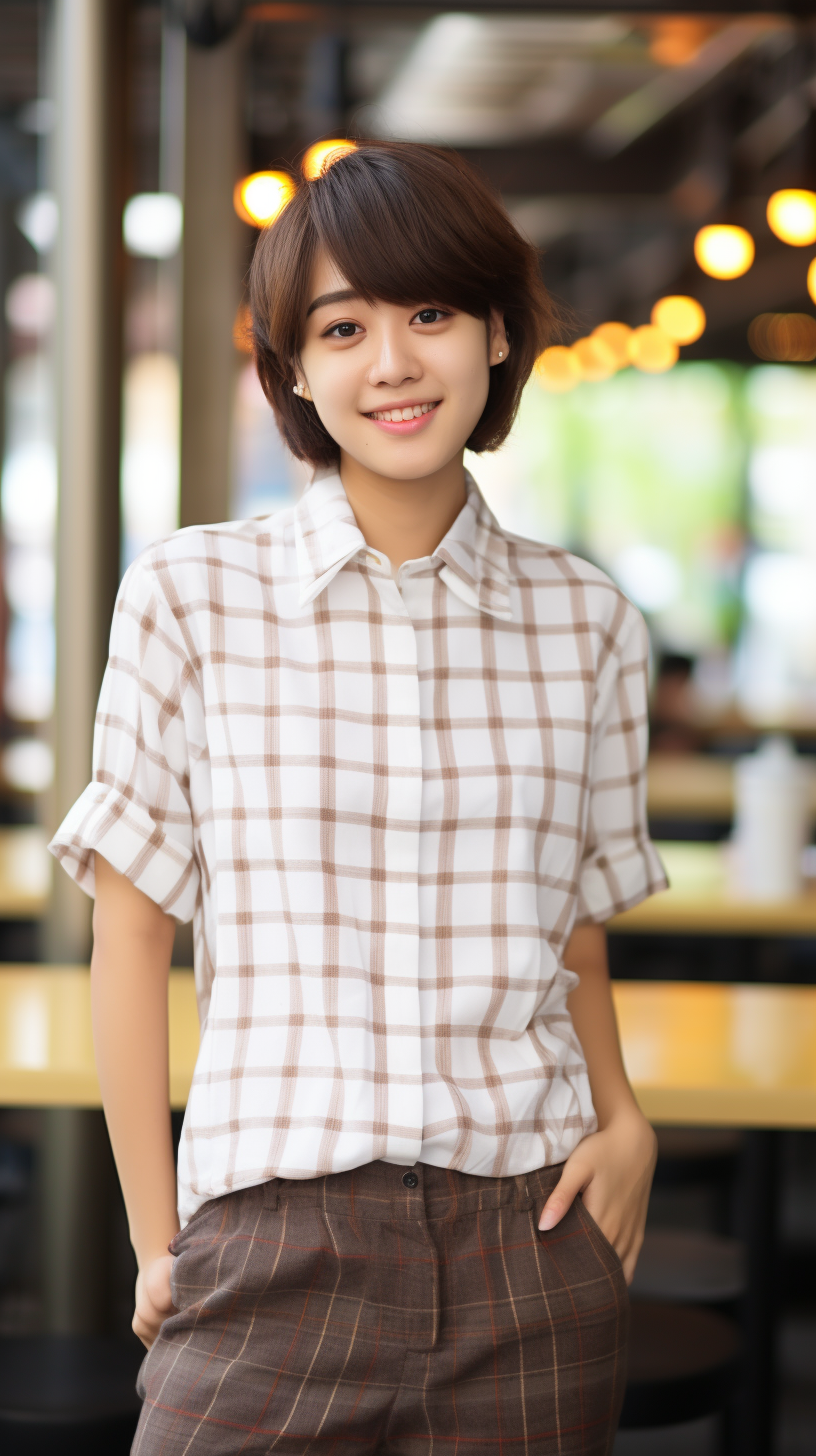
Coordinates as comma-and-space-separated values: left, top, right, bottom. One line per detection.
48, 558, 200, 923
575, 603, 668, 925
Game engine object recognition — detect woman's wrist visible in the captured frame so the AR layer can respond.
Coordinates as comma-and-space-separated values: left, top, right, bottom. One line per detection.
135, 1231, 179, 1272
595, 1091, 652, 1136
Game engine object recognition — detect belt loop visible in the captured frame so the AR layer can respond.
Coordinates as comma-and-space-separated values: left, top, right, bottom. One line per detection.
513, 1173, 533, 1211
263, 1176, 280, 1211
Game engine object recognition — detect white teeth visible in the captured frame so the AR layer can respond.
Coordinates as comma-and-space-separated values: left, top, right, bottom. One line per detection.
369, 402, 438, 422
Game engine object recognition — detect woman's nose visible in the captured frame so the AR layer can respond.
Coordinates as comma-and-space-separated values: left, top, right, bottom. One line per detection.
367, 330, 421, 387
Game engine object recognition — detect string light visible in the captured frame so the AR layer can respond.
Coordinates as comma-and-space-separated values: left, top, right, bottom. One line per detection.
233, 171, 296, 228
302, 139, 357, 179
628, 325, 679, 373
572, 336, 616, 381
694, 224, 754, 279
748, 313, 816, 363
534, 346, 581, 393
651, 295, 706, 345
766, 190, 816, 247
591, 322, 632, 367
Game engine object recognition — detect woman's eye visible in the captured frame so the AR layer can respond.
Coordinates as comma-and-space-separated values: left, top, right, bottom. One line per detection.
329, 322, 360, 338
414, 308, 446, 325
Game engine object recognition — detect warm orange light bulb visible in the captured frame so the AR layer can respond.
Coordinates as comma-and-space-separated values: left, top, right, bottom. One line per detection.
302, 139, 357, 180
766, 190, 816, 247
808, 258, 816, 307
628, 325, 679, 373
748, 313, 816, 363
572, 336, 616, 382
694, 225, 754, 280
534, 346, 581, 393
651, 295, 706, 345
591, 322, 632, 367
234, 171, 296, 227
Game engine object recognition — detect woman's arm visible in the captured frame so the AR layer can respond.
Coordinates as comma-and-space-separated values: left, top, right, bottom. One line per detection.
91, 852, 179, 1346
539, 923, 656, 1283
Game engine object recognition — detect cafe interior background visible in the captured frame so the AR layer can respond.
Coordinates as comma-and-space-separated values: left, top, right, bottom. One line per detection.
0, 1, 816, 1452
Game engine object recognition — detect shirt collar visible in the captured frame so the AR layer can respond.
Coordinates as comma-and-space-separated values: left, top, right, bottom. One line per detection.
293, 467, 513, 620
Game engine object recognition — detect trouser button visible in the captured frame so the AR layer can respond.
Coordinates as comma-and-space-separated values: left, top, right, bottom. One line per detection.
402, 1170, 419, 1188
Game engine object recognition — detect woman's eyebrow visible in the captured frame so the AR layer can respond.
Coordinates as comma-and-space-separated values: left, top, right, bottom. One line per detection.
306, 288, 361, 318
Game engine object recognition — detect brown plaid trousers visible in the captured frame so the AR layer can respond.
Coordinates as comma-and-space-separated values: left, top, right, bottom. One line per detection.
134, 1159, 628, 1454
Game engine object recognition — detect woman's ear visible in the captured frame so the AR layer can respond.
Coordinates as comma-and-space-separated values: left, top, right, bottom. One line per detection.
488, 308, 509, 366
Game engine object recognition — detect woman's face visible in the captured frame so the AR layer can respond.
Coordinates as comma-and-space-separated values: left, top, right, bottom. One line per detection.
297, 252, 508, 480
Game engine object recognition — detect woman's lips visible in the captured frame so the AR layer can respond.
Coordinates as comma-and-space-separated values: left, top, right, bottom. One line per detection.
364, 401, 440, 436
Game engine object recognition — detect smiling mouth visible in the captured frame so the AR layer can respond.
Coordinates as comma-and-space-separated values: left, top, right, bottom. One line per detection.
364, 401, 440, 423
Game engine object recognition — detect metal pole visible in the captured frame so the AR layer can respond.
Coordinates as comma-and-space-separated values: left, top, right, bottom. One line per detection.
43, 0, 126, 1334
48, 0, 123, 964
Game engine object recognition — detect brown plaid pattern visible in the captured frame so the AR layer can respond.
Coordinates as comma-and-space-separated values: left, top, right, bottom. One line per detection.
49, 468, 665, 1224
134, 1159, 629, 1454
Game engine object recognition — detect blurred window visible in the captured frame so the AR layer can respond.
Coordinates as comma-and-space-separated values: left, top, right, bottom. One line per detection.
471, 362, 746, 661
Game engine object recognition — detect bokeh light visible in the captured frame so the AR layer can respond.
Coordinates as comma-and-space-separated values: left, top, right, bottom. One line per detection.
233, 304, 254, 354
234, 171, 296, 228
747, 313, 816, 363
572, 336, 616, 381
648, 16, 712, 67
591, 321, 632, 367
4, 275, 55, 337
651, 295, 706, 345
808, 258, 816, 307
534, 346, 581, 393
628, 325, 679, 373
302, 139, 357, 179
123, 193, 183, 259
693, 224, 754, 279
766, 190, 816, 247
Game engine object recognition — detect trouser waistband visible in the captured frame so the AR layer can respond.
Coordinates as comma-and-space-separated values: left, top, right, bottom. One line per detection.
261, 1157, 565, 1222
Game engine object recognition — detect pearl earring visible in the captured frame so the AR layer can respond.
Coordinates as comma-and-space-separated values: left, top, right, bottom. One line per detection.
498, 350, 503, 358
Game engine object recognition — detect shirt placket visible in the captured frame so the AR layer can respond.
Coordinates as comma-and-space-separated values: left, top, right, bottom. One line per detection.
367, 557, 425, 1165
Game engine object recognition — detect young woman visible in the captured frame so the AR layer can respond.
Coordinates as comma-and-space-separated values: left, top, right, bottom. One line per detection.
50, 140, 666, 1455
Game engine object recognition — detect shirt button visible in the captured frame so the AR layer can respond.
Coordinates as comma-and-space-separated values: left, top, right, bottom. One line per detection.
402, 1170, 419, 1188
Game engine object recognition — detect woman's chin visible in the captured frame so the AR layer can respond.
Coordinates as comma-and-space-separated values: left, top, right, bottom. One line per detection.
341, 436, 463, 482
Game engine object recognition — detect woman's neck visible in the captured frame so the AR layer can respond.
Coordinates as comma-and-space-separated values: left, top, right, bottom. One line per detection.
338, 450, 468, 571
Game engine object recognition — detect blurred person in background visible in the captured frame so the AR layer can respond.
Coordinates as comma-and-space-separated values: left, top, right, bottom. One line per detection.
49, 141, 666, 1455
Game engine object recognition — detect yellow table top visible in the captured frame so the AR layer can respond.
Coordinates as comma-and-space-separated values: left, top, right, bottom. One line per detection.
608, 840, 816, 936
0, 966, 815, 1128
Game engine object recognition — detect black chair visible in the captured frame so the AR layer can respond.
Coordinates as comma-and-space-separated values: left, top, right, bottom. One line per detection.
0, 1334, 144, 1455
619, 1301, 741, 1430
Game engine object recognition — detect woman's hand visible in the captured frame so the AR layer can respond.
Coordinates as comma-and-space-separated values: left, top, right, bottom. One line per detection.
538, 1107, 657, 1284
133, 1253, 177, 1349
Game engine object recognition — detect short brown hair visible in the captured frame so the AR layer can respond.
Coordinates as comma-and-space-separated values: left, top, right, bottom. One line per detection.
249, 141, 558, 468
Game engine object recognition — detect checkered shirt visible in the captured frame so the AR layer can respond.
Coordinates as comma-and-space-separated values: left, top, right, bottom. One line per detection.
49, 467, 666, 1224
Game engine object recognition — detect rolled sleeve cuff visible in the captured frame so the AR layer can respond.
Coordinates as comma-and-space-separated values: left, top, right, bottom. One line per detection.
48, 781, 199, 924
575, 839, 668, 925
